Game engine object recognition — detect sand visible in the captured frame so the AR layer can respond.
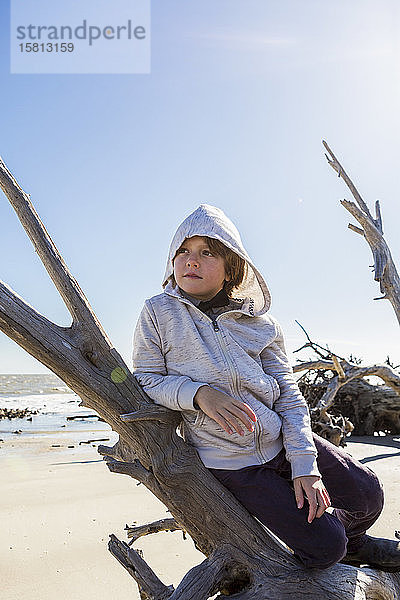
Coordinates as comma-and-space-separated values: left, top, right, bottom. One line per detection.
1, 430, 399, 600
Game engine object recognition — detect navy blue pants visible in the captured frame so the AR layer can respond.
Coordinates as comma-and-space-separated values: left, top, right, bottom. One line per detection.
209, 434, 384, 569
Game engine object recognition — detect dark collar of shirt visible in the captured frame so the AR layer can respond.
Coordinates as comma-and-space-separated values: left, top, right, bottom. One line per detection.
178, 286, 244, 317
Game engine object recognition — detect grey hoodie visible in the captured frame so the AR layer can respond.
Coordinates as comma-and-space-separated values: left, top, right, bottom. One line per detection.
132, 205, 320, 478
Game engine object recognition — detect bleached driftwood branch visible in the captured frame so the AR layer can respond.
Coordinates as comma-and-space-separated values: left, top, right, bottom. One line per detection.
323, 140, 400, 324
294, 359, 400, 415
125, 519, 183, 543
109, 534, 174, 600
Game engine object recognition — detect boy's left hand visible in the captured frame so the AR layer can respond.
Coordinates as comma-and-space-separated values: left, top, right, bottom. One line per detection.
293, 475, 331, 524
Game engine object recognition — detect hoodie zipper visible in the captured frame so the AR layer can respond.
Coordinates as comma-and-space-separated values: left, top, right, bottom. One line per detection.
175, 297, 267, 460
211, 316, 240, 398
211, 315, 267, 461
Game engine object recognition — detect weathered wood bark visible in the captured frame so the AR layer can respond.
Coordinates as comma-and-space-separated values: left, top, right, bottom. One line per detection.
123, 518, 183, 543
1, 156, 400, 599
324, 140, 400, 324
331, 379, 400, 436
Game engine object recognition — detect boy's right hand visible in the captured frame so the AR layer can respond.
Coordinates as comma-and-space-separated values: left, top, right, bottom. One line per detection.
193, 385, 257, 436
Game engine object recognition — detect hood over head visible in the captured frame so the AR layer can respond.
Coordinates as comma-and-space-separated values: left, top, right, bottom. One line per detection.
162, 204, 271, 316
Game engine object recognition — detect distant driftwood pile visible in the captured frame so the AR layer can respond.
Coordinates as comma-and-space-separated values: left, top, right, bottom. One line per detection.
0, 145, 399, 599
0, 407, 37, 420
291, 323, 400, 447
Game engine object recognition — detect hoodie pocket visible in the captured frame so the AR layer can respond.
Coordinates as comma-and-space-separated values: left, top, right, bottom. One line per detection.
189, 412, 257, 454
257, 404, 282, 443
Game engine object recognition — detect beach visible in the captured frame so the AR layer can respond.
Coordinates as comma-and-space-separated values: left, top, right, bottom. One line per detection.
2, 429, 400, 600
0, 374, 203, 599
1, 425, 204, 600
1, 375, 400, 599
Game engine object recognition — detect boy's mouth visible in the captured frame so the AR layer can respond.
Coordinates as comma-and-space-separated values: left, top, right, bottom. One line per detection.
184, 273, 202, 279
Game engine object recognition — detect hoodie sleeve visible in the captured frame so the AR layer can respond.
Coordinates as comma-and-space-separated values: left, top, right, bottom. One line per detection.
260, 319, 321, 480
132, 300, 206, 412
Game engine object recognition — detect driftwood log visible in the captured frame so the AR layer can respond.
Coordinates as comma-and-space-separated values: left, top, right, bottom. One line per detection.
324, 140, 400, 324
297, 361, 400, 446
292, 324, 400, 446
1, 155, 400, 599
331, 378, 400, 436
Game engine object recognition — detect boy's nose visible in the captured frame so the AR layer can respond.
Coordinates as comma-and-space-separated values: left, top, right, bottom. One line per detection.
186, 256, 199, 268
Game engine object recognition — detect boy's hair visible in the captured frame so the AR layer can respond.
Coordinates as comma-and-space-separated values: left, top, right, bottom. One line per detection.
172, 236, 246, 296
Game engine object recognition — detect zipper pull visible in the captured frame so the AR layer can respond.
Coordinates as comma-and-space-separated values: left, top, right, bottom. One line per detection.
212, 319, 219, 332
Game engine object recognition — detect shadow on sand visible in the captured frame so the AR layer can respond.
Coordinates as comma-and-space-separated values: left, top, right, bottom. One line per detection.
347, 435, 400, 464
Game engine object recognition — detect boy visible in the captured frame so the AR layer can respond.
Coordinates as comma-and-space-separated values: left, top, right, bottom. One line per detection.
132, 204, 400, 570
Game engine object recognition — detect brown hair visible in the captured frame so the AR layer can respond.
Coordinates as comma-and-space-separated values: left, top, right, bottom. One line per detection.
171, 236, 246, 296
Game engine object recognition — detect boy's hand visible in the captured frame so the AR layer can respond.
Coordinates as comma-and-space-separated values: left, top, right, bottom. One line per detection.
293, 475, 331, 523
193, 385, 257, 436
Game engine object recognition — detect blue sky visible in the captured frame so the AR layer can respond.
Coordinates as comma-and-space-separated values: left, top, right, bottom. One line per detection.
0, 0, 399, 374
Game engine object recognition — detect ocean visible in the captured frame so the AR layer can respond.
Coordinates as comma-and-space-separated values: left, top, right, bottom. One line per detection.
0, 373, 112, 441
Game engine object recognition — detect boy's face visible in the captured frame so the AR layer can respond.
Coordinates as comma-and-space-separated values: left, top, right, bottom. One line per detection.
173, 236, 229, 301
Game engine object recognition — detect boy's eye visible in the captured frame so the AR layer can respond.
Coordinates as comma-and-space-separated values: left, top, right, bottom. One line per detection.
176, 248, 188, 254
202, 250, 213, 256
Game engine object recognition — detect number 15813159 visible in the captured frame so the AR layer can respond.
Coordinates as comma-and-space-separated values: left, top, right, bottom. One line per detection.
19, 43, 75, 52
